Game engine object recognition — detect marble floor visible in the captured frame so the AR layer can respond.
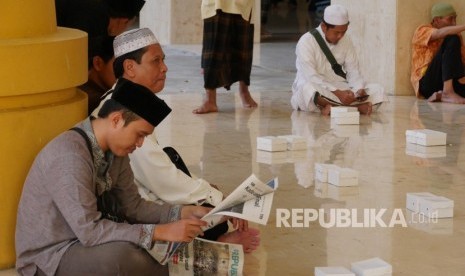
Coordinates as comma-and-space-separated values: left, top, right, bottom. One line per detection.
3, 43, 465, 275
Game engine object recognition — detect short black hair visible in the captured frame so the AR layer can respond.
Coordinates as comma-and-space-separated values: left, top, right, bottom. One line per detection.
88, 35, 115, 69
98, 99, 140, 126
104, 0, 146, 19
113, 47, 148, 78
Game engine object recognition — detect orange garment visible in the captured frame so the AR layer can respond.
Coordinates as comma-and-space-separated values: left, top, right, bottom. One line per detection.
410, 24, 465, 97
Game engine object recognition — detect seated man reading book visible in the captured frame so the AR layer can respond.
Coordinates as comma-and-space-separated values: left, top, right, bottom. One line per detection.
291, 4, 385, 116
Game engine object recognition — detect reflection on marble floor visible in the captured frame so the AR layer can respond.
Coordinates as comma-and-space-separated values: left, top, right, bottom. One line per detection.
155, 93, 465, 275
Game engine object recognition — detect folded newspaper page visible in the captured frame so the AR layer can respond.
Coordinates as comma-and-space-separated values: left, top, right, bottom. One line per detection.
201, 174, 278, 230
168, 238, 244, 276
147, 174, 278, 265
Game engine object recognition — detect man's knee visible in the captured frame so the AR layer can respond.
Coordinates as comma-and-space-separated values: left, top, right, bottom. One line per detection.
110, 243, 168, 275
57, 241, 168, 276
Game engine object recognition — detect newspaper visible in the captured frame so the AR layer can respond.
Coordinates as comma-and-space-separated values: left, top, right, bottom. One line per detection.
168, 238, 244, 276
148, 174, 278, 265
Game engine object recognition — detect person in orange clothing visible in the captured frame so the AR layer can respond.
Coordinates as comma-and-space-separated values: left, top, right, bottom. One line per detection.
411, 2, 465, 103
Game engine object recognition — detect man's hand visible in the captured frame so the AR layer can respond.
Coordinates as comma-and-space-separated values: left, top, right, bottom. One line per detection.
181, 205, 211, 220
355, 89, 369, 102
153, 219, 207, 242
333, 89, 356, 105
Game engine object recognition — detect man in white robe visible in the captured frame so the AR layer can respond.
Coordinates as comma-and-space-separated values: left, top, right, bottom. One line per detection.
291, 4, 385, 115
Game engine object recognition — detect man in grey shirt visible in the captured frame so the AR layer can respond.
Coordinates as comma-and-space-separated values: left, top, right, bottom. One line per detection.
15, 79, 209, 276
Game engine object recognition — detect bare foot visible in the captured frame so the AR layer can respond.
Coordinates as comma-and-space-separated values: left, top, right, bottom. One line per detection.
427, 91, 442, 102
442, 91, 465, 104
217, 228, 261, 253
320, 104, 331, 116
356, 102, 373, 115
193, 102, 218, 114
240, 91, 258, 108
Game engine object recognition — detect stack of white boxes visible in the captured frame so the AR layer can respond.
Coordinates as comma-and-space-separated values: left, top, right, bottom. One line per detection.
256, 135, 307, 164
405, 129, 447, 158
315, 267, 355, 276
315, 258, 392, 276
331, 106, 360, 125
351, 258, 392, 276
315, 163, 359, 187
406, 192, 454, 218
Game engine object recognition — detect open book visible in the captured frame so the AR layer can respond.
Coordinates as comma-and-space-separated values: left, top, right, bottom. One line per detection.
148, 174, 278, 265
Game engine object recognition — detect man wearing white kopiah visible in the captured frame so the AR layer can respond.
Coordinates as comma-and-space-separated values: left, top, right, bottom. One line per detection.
93, 28, 224, 211
291, 4, 385, 116
92, 28, 260, 252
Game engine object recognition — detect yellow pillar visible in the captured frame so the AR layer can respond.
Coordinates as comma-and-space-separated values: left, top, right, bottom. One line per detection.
0, 0, 88, 268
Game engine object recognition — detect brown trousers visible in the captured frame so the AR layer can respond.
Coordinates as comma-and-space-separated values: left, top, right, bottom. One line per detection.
44, 241, 168, 276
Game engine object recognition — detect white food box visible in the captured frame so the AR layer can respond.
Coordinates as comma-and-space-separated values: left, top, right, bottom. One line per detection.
328, 167, 359, 187
351, 257, 392, 276
406, 210, 453, 235
315, 266, 355, 276
406, 192, 437, 213
256, 150, 288, 165
277, 135, 307, 150
405, 143, 446, 158
419, 196, 454, 218
405, 129, 417, 144
256, 136, 287, 152
315, 163, 340, 182
415, 129, 447, 146
331, 106, 359, 118
334, 112, 360, 125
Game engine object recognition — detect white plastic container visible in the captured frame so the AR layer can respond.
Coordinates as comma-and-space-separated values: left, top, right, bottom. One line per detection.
351, 257, 392, 276
419, 196, 454, 218
331, 106, 359, 118
256, 136, 287, 152
277, 135, 307, 151
406, 192, 437, 213
414, 129, 446, 146
405, 129, 417, 144
328, 167, 359, 187
315, 266, 355, 276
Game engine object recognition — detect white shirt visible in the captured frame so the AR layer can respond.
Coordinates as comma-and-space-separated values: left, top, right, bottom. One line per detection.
92, 87, 223, 206
291, 26, 366, 111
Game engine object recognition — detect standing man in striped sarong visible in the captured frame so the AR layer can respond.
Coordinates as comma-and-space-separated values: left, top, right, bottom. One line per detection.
193, 0, 258, 114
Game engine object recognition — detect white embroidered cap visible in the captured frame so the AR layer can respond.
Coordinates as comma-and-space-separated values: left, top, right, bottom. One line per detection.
323, 4, 349, 26
113, 28, 159, 58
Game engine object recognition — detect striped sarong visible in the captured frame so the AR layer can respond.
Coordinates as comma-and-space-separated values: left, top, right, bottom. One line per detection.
202, 10, 254, 90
